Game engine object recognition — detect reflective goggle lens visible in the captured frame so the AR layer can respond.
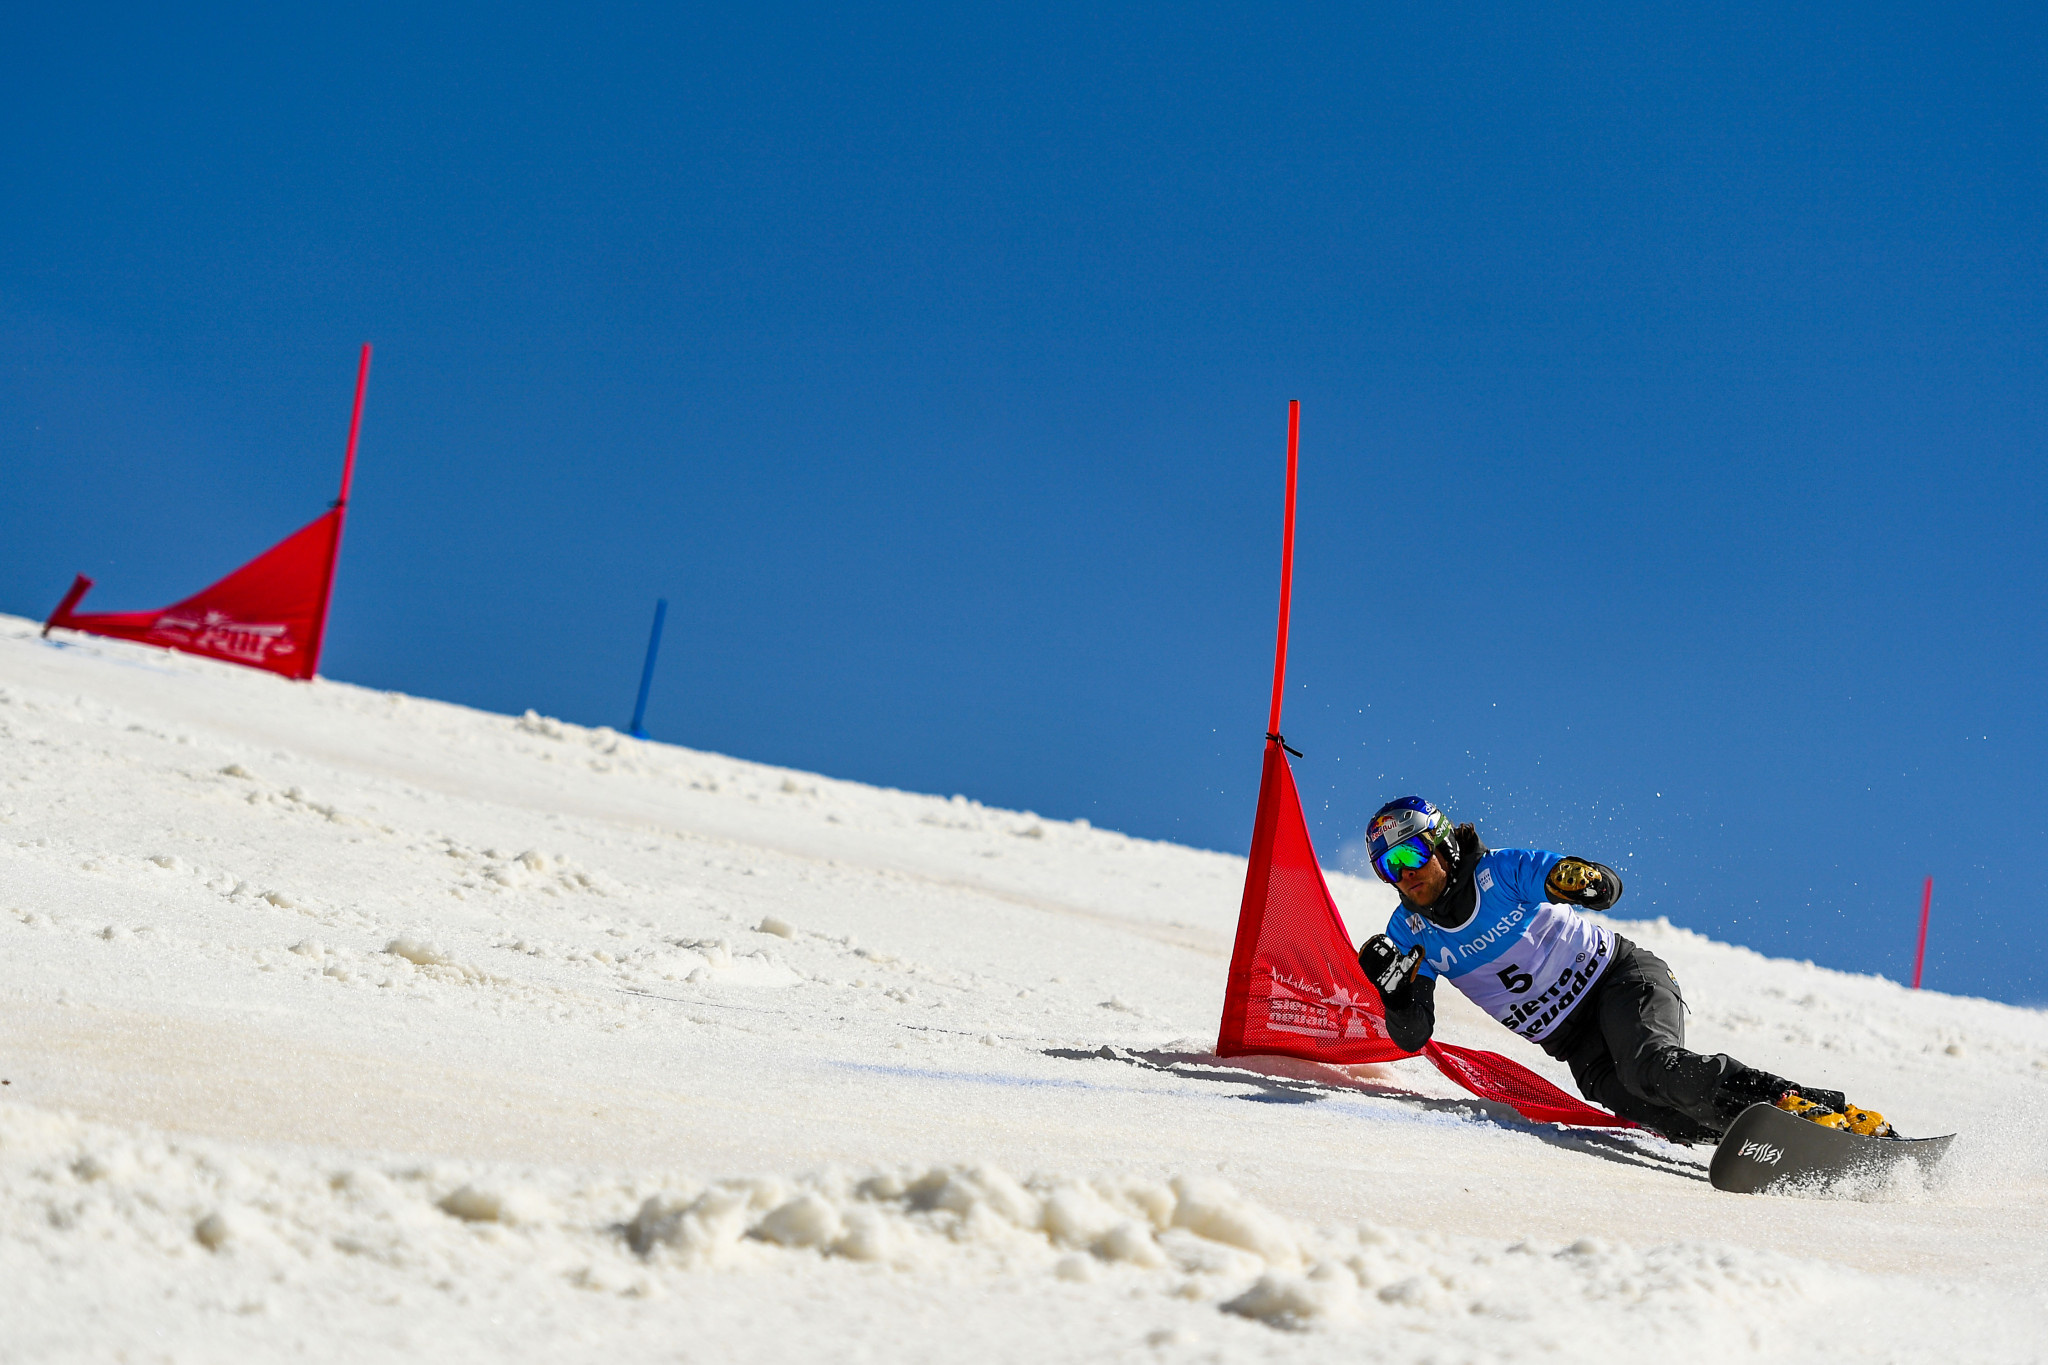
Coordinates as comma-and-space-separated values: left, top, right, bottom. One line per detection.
1373, 836, 1433, 883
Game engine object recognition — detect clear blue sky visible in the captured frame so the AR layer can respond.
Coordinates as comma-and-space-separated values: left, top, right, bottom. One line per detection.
5, 6, 2043, 1003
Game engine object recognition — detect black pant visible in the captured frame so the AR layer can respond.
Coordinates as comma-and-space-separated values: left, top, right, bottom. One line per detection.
1539, 937, 1740, 1140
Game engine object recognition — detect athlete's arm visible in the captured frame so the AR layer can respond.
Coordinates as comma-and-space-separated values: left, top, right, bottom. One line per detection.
1359, 934, 1435, 1051
1383, 976, 1435, 1052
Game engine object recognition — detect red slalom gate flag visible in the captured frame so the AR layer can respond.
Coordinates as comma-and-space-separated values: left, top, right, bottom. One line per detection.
43, 345, 371, 682
43, 511, 343, 680
1217, 741, 1411, 1061
1215, 401, 1628, 1129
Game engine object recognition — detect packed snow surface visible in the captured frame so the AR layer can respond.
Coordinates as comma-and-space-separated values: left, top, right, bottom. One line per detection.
2, 612, 2044, 1363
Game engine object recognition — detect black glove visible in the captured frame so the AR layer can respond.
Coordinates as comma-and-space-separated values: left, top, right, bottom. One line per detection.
1358, 934, 1423, 1001
1544, 857, 1624, 910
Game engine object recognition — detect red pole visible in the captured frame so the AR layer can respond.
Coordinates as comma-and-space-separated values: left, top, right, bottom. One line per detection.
1265, 400, 1300, 743
337, 342, 371, 507
303, 343, 371, 681
42, 574, 94, 637
1911, 876, 1933, 989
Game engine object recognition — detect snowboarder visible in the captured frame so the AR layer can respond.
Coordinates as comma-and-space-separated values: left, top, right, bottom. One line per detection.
1356, 796, 1887, 1143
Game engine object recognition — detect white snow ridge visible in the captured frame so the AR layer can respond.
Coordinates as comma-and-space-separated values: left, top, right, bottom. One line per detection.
1, 612, 2044, 1363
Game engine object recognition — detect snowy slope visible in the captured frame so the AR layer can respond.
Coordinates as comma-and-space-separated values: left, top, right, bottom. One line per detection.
2, 612, 2044, 1364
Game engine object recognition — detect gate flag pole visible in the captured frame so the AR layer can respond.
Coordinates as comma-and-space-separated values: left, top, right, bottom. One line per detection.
304, 343, 372, 680
629, 597, 669, 739
1912, 876, 1934, 989
1266, 400, 1301, 749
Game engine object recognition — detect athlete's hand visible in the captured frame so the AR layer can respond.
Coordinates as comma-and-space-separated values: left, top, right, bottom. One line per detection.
1546, 857, 1623, 910
1358, 934, 1423, 999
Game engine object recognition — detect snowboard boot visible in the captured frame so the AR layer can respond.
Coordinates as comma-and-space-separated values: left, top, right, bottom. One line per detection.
1787, 1083, 1847, 1112
1710, 1066, 1801, 1123
1839, 1104, 1895, 1138
1711, 1066, 1851, 1124
1775, 1092, 1849, 1130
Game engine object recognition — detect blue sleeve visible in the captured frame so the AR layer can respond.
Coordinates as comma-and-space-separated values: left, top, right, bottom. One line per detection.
1497, 847, 1565, 906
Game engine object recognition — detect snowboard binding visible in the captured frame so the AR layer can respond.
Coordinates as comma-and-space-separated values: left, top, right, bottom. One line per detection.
1775, 1091, 1896, 1139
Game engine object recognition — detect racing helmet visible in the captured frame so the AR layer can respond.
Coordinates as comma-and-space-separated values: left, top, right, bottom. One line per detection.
1364, 796, 1456, 884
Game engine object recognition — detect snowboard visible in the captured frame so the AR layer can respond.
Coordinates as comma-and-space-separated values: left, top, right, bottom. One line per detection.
1708, 1101, 1955, 1195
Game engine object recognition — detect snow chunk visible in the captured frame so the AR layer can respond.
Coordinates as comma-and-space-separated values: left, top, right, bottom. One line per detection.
905, 1164, 1041, 1231
386, 936, 453, 967
1095, 1221, 1167, 1267
831, 1207, 892, 1262
516, 710, 567, 739
750, 1192, 842, 1248
1222, 1265, 1358, 1329
1040, 1179, 1121, 1247
628, 1183, 776, 1264
193, 1210, 236, 1250
438, 1183, 550, 1225
1168, 1177, 1300, 1267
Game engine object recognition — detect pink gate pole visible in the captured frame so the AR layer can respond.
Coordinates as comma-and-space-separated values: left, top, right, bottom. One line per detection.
304, 343, 371, 681
1265, 400, 1300, 746
1911, 876, 1933, 989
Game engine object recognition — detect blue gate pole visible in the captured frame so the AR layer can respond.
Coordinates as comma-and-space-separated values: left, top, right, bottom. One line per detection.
629, 598, 668, 739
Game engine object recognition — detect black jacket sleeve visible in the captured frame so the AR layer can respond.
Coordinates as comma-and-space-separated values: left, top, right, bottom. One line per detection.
1378, 973, 1436, 1053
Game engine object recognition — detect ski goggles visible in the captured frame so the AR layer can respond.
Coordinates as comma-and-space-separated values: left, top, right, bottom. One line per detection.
1372, 835, 1436, 884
